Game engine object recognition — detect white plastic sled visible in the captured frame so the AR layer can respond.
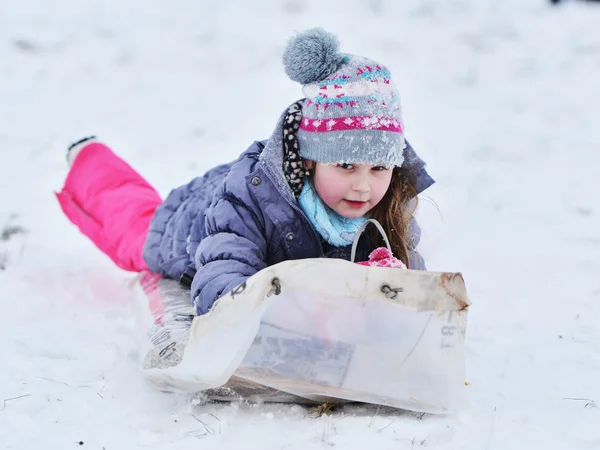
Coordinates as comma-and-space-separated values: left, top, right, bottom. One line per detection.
131, 222, 471, 414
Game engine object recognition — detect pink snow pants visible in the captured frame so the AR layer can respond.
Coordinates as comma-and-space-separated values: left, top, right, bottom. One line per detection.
56, 142, 162, 272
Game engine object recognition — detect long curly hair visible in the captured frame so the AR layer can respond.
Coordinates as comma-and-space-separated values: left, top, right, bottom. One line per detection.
368, 166, 418, 268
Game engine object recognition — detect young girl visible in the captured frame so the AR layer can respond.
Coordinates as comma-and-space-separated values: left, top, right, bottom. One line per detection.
56, 28, 434, 316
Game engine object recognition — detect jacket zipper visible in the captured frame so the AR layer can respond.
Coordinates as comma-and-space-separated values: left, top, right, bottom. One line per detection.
260, 161, 324, 256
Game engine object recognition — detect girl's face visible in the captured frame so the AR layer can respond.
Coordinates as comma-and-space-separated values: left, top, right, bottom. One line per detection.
309, 162, 394, 219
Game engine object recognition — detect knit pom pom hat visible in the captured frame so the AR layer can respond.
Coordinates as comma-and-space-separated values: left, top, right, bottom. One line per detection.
283, 28, 405, 167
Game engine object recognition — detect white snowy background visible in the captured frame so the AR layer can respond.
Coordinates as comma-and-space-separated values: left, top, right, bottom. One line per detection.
1, 0, 600, 448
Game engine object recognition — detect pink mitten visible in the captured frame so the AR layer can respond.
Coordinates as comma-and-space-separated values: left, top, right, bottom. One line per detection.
355, 247, 406, 269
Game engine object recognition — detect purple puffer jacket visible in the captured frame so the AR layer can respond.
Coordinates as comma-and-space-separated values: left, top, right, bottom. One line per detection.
143, 113, 434, 315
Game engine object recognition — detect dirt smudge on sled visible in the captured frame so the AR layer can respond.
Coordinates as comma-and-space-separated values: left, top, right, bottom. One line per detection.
439, 272, 469, 311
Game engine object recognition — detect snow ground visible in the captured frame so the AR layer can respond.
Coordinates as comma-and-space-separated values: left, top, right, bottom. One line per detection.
1, 0, 600, 448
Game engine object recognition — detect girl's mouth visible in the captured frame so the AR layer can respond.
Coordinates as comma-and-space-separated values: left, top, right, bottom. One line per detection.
344, 200, 368, 209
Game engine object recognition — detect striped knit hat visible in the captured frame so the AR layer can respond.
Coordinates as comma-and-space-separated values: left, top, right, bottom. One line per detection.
283, 28, 405, 167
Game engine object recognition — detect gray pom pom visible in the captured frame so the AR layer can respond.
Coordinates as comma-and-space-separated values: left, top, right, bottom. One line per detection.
283, 28, 347, 84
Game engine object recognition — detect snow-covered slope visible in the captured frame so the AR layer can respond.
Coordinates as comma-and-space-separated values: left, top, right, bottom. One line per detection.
1, 1, 599, 448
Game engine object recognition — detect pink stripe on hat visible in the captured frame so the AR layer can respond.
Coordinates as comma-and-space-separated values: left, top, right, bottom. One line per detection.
300, 116, 403, 133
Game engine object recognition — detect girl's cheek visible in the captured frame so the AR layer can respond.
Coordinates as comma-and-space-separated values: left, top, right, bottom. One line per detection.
373, 179, 390, 201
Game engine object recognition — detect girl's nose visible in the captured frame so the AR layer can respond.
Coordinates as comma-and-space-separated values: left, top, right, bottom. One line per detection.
352, 177, 370, 193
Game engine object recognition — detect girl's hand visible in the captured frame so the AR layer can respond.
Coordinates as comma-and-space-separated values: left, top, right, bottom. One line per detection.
355, 247, 406, 269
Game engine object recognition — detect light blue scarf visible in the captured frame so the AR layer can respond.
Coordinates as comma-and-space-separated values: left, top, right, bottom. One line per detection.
298, 181, 367, 247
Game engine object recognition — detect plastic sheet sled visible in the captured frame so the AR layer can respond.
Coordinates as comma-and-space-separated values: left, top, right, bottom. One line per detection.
131, 256, 470, 414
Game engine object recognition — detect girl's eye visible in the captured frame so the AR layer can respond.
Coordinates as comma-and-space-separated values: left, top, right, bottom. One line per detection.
372, 166, 389, 172
338, 163, 354, 170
